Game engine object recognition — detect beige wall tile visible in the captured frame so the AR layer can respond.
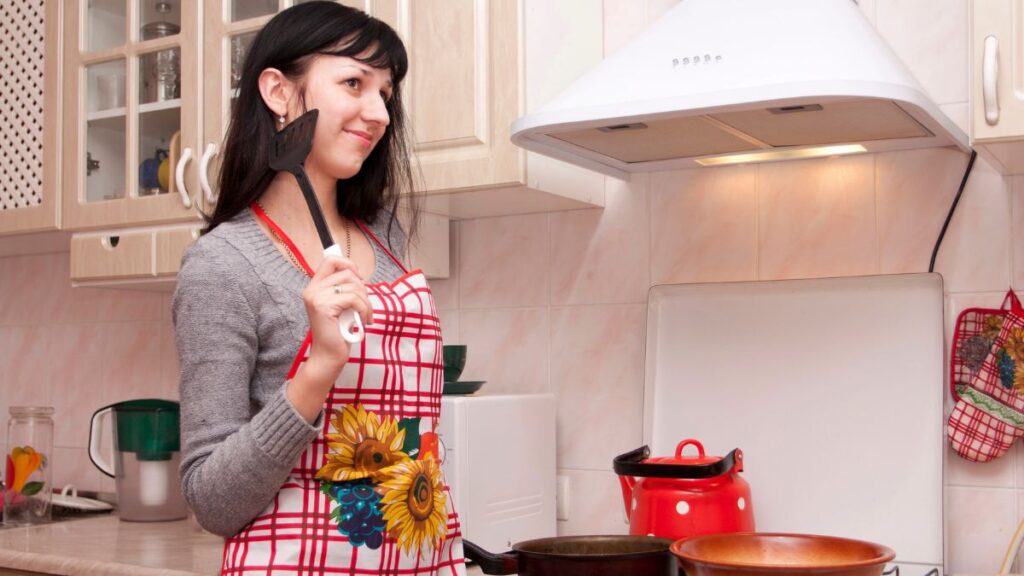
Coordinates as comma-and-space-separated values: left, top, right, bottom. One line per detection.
438, 309, 460, 346
556, 468, 630, 537
459, 215, 549, 309
1012, 176, 1024, 288
550, 305, 645, 471
876, 0, 968, 105
932, 156, 1011, 292
49, 323, 106, 449
876, 148, 967, 274
550, 176, 649, 306
458, 307, 550, 395
52, 447, 103, 493
650, 166, 758, 285
101, 322, 168, 403
946, 486, 1018, 573
758, 154, 877, 280
429, 221, 459, 311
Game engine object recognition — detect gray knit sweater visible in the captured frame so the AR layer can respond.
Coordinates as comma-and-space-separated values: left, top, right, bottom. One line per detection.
172, 208, 407, 537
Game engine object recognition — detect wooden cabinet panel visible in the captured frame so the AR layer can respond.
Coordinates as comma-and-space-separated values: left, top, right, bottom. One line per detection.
70, 231, 153, 281
0, 0, 62, 236
155, 225, 201, 276
972, 0, 1024, 173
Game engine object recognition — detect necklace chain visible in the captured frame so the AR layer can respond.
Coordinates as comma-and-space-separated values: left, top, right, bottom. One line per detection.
256, 201, 351, 276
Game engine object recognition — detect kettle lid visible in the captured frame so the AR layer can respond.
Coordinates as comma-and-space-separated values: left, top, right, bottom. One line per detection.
644, 439, 721, 466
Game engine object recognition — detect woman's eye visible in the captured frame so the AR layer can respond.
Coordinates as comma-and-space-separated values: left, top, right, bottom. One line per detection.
380, 91, 392, 103
344, 78, 360, 89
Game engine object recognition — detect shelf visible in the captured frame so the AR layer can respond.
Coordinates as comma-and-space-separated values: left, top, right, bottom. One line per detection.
87, 107, 126, 122
139, 98, 181, 114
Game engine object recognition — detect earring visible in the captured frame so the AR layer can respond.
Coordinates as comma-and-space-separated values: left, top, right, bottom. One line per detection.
277, 115, 286, 125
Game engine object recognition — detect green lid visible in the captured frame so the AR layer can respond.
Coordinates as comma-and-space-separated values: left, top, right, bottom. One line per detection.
111, 399, 180, 461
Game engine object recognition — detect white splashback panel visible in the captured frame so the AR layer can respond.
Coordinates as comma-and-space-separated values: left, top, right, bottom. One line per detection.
644, 274, 944, 568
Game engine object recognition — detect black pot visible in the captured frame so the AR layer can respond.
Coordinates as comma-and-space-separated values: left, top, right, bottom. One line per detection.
463, 535, 677, 576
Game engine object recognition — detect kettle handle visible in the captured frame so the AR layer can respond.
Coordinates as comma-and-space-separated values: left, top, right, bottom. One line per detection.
613, 445, 743, 479
88, 406, 116, 478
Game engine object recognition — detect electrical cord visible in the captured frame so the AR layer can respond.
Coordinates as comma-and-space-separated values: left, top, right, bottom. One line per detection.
928, 149, 978, 273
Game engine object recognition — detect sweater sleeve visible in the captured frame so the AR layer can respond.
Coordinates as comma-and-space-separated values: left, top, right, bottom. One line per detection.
172, 236, 321, 537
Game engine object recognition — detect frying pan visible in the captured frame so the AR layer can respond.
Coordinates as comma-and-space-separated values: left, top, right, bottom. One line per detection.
671, 532, 895, 576
463, 536, 677, 576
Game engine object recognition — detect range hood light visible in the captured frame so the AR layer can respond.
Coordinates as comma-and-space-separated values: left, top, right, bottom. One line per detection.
694, 144, 868, 167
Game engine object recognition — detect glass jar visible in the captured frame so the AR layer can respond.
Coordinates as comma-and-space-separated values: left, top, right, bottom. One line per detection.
3, 407, 54, 526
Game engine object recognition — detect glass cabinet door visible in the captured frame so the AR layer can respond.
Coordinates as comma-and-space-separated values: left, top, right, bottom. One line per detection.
200, 1, 370, 209
64, 0, 200, 230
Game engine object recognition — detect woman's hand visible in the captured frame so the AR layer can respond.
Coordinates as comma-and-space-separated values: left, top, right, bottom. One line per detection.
304, 254, 374, 371
287, 254, 373, 422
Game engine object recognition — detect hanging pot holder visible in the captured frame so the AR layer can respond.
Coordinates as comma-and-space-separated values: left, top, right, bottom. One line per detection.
948, 289, 1024, 462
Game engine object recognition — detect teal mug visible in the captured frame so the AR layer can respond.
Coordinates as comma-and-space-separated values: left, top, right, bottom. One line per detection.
443, 345, 467, 383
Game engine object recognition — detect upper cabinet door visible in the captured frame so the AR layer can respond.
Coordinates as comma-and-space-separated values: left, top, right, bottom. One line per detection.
63, 0, 201, 231
972, 0, 1024, 141
373, 0, 522, 194
0, 0, 61, 236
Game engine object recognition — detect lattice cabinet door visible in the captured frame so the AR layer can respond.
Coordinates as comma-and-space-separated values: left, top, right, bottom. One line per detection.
62, 0, 202, 231
0, 0, 61, 235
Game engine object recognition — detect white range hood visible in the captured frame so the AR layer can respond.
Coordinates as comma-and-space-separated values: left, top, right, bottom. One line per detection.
511, 0, 971, 180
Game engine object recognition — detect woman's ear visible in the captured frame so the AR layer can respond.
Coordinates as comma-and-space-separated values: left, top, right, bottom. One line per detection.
257, 68, 294, 121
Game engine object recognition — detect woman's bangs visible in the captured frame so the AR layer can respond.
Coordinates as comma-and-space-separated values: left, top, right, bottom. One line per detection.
320, 21, 408, 83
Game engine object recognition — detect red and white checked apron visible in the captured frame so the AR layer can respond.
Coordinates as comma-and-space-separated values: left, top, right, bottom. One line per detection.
221, 205, 464, 575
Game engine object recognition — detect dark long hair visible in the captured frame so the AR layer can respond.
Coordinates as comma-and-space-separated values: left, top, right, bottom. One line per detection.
205, 1, 417, 246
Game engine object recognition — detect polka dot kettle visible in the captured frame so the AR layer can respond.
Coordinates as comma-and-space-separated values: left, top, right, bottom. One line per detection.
612, 439, 754, 540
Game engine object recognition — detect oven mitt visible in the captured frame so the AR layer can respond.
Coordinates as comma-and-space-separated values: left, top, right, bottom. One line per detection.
948, 306, 1024, 462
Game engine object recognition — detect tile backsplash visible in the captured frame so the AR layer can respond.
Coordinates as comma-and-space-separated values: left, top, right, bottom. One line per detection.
0, 251, 178, 494
0, 0, 1015, 573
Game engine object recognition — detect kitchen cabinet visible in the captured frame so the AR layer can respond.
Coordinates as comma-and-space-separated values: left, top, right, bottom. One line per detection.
0, 0, 62, 236
69, 223, 201, 287
971, 0, 1024, 173
62, 0, 605, 281
62, 0, 204, 230
398, 0, 606, 219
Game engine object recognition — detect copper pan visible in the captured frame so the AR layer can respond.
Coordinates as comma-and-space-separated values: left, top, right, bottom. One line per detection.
671, 533, 895, 576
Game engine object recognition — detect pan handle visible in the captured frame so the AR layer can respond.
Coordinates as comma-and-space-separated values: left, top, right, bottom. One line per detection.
462, 540, 518, 575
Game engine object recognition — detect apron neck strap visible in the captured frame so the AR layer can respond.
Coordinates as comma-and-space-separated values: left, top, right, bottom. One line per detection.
355, 219, 408, 274
250, 202, 315, 276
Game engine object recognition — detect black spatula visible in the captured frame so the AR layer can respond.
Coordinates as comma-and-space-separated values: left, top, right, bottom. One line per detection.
269, 109, 365, 343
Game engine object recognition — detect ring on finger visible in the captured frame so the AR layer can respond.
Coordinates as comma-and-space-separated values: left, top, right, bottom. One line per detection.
332, 284, 342, 295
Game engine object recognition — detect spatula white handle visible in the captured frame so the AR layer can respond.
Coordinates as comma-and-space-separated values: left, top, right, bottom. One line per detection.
324, 244, 366, 343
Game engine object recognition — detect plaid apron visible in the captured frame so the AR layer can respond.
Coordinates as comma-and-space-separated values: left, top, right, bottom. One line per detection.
222, 206, 464, 575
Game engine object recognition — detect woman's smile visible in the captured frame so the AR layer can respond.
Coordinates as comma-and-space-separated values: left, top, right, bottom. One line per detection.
345, 129, 373, 149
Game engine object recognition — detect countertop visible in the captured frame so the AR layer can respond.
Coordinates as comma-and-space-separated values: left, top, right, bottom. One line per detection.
0, 514, 485, 575
0, 515, 221, 575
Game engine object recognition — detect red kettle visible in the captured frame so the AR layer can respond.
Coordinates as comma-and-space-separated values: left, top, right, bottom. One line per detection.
613, 439, 754, 540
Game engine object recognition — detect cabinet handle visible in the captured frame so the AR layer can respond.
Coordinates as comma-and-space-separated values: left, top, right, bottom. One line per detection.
199, 143, 218, 204
175, 146, 194, 209
984, 34, 1000, 126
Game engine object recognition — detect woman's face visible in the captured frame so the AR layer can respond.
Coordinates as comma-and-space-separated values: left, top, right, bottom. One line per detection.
292, 54, 393, 181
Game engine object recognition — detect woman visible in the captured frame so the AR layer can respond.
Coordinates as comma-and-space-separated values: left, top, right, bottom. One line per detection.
172, 3, 464, 574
